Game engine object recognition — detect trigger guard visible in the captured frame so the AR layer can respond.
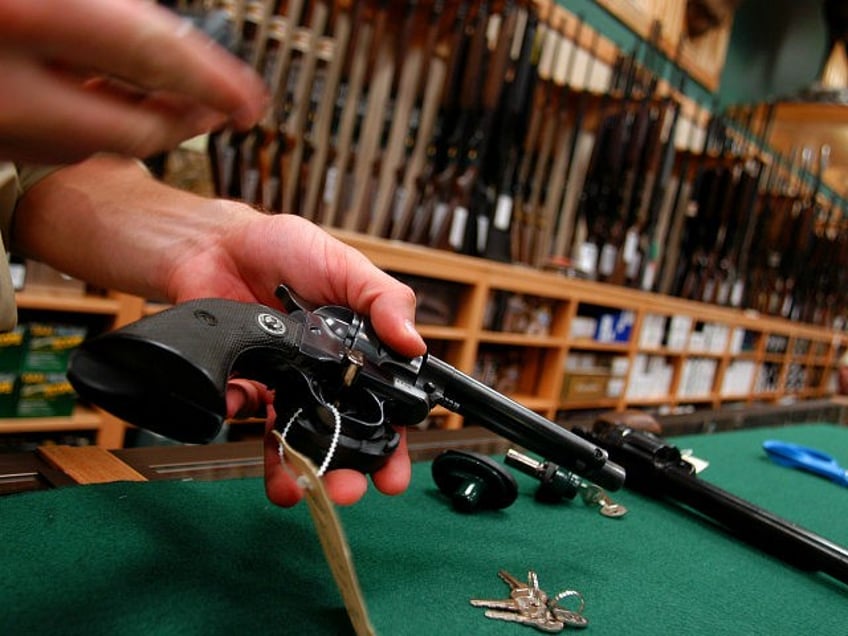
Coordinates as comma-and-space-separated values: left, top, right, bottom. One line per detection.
281, 408, 400, 474
272, 370, 400, 474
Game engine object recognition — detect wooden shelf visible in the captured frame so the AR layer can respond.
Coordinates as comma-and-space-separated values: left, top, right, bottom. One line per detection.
8, 231, 845, 449
0, 406, 101, 433
333, 230, 844, 427
15, 290, 121, 315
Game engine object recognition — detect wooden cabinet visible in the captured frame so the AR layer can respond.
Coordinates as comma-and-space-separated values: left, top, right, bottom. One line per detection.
334, 229, 845, 429
1, 289, 144, 448
5, 232, 843, 448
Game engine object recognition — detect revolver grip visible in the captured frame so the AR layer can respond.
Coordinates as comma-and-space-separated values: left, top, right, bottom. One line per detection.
67, 299, 302, 443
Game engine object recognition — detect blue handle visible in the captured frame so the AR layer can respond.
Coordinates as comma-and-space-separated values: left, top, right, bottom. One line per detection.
763, 440, 848, 487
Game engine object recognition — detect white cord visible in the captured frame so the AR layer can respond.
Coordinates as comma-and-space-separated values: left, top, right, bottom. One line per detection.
277, 404, 342, 478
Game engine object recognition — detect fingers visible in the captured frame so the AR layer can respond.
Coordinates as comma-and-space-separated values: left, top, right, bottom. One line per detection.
1, 0, 268, 127
371, 428, 412, 496
225, 378, 269, 419
262, 424, 410, 508
0, 0, 268, 163
0, 53, 229, 163
223, 212, 428, 358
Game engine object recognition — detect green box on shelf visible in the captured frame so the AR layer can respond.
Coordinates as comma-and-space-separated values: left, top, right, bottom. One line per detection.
0, 372, 17, 418
15, 372, 76, 418
21, 323, 87, 373
0, 326, 25, 373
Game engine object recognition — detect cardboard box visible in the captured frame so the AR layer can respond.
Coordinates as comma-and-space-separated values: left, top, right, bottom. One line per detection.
0, 372, 17, 417
560, 371, 610, 401
15, 372, 77, 418
20, 323, 87, 373
0, 326, 25, 373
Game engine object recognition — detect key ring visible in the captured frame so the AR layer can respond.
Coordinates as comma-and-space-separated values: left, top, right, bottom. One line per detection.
548, 589, 585, 615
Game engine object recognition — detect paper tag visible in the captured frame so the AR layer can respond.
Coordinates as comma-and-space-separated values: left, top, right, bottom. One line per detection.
273, 432, 375, 636
680, 449, 710, 474
494, 194, 513, 230
598, 243, 617, 276
449, 206, 469, 250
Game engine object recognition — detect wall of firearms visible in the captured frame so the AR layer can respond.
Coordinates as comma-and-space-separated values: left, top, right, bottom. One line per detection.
188, 0, 846, 329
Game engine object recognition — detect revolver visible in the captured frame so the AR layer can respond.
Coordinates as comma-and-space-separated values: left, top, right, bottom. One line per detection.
67, 285, 625, 490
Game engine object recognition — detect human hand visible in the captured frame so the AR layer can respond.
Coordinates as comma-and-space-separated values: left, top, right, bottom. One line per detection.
168, 212, 427, 507
0, 0, 268, 163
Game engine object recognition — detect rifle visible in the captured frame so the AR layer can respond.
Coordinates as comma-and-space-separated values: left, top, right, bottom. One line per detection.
207, 0, 277, 199
401, 3, 473, 245
549, 27, 601, 264
534, 16, 598, 267
428, 0, 493, 252
572, 41, 641, 279
384, 0, 451, 241
67, 286, 626, 488
320, 0, 383, 228
367, 1, 446, 238
725, 101, 776, 307
482, 1, 539, 262
341, 1, 403, 232
576, 416, 848, 586
511, 6, 565, 264
301, 0, 356, 222
605, 22, 666, 286
527, 9, 587, 269
278, 1, 330, 215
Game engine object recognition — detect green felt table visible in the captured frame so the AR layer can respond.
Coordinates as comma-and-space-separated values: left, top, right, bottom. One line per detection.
1, 423, 847, 635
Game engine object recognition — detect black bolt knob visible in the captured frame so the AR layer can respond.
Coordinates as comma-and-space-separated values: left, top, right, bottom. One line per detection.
431, 449, 519, 513
505, 448, 582, 503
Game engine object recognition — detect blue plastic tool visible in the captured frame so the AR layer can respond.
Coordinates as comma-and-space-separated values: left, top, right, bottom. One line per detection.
763, 440, 848, 487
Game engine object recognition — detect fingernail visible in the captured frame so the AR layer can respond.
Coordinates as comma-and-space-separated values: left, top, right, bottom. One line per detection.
405, 320, 426, 349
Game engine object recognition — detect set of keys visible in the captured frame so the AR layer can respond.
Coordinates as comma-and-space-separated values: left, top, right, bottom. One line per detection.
470, 569, 588, 631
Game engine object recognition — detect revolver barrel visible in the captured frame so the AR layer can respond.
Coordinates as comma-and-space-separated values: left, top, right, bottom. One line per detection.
420, 356, 626, 491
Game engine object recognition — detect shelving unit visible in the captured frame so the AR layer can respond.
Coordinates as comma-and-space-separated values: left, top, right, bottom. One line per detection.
3, 232, 844, 448
333, 229, 846, 429
0, 290, 144, 448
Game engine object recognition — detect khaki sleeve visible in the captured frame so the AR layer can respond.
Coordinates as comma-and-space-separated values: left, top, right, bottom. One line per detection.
0, 164, 60, 250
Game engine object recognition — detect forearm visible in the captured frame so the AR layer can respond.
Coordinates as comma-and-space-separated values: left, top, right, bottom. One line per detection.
12, 154, 255, 302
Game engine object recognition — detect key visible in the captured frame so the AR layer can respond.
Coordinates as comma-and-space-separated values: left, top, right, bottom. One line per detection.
547, 589, 589, 629
579, 482, 628, 518
483, 609, 564, 633
547, 606, 588, 629
471, 570, 547, 618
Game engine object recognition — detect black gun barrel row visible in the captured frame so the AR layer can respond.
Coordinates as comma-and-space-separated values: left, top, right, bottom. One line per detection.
200, 0, 846, 328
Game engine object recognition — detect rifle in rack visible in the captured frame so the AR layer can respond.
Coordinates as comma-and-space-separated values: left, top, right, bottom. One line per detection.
636, 64, 685, 291
320, 0, 382, 227
278, 1, 330, 215
657, 107, 706, 295
510, 4, 562, 263
723, 102, 775, 308
482, 1, 539, 262
341, 1, 404, 232
604, 21, 665, 286
403, 1, 473, 246
786, 144, 830, 320
571, 40, 641, 279
370, 1, 446, 238
301, 0, 355, 222
549, 26, 600, 264
530, 11, 589, 269
426, 0, 491, 251
672, 103, 731, 300
393, 0, 470, 243
208, 0, 276, 200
